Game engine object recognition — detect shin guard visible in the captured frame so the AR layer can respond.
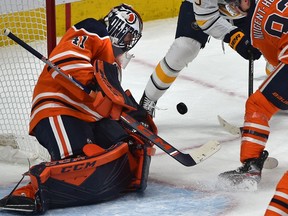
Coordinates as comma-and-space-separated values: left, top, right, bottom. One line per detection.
241, 90, 279, 162
29, 142, 133, 212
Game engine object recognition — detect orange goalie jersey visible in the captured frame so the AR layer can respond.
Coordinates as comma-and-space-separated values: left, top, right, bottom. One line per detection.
29, 18, 116, 135
251, 0, 288, 67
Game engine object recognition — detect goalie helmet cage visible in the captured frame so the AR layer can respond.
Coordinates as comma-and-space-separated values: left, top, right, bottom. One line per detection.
0, 0, 71, 164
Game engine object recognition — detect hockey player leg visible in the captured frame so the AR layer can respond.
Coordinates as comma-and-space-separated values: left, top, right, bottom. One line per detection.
125, 89, 158, 134
218, 150, 268, 191
240, 63, 288, 162
265, 61, 276, 76
140, 0, 207, 117
140, 37, 201, 116
265, 171, 288, 215
240, 90, 278, 162
218, 90, 279, 190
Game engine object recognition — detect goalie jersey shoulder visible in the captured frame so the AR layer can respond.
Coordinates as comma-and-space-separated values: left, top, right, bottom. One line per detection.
29, 18, 115, 133
73, 18, 110, 39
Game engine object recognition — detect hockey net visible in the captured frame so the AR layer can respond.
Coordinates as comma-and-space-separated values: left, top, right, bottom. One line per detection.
0, 1, 55, 164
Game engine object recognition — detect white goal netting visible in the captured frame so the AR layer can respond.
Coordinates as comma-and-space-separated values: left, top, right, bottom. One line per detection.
0, 1, 51, 164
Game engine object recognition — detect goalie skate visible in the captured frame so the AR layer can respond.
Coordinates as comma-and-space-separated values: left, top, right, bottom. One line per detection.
0, 195, 36, 213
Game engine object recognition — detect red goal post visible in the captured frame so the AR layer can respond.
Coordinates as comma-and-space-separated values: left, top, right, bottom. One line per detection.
0, 0, 78, 164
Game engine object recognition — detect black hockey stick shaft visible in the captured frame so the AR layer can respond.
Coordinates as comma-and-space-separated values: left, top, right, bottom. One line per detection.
248, 50, 254, 96
3, 28, 92, 95
4, 29, 43, 60
120, 112, 197, 166
3, 29, 200, 166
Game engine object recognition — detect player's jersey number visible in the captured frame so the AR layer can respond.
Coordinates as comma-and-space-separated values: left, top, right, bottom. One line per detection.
265, 0, 288, 38
72, 36, 88, 49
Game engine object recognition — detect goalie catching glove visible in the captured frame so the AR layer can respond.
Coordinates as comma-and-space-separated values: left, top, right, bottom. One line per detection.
92, 60, 137, 120
224, 28, 261, 60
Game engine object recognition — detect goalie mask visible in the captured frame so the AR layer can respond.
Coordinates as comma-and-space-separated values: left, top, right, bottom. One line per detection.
218, 0, 250, 19
104, 4, 143, 53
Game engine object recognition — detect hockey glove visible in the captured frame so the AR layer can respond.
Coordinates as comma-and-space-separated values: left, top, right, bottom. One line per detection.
224, 28, 261, 60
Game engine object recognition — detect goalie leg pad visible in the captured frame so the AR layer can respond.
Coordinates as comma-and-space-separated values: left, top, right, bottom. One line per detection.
126, 132, 156, 192
138, 147, 152, 192
127, 146, 153, 192
1, 139, 155, 213
29, 142, 133, 212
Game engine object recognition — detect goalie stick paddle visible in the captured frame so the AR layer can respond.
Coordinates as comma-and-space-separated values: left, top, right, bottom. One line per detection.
217, 115, 279, 169
3, 28, 220, 167
121, 112, 220, 166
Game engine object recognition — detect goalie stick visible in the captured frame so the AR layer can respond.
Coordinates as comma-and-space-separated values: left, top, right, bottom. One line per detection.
217, 115, 278, 169
121, 112, 220, 166
3, 28, 220, 167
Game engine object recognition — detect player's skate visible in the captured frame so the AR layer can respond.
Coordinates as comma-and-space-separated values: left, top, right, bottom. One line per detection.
139, 92, 157, 117
218, 150, 268, 191
0, 195, 36, 212
0, 181, 39, 213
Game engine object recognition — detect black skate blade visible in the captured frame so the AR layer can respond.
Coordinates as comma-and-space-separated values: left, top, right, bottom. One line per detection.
0, 196, 36, 213
0, 205, 35, 213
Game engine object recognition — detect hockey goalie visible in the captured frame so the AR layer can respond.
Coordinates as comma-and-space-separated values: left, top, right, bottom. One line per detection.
0, 4, 160, 213
0, 59, 157, 213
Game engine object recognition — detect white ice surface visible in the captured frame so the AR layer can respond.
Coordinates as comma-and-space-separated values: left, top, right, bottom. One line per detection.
1, 17, 287, 216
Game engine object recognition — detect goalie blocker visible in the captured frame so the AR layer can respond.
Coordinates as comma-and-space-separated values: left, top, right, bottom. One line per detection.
0, 141, 155, 213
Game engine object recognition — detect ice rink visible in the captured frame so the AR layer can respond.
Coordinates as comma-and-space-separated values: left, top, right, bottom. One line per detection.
1, 17, 288, 215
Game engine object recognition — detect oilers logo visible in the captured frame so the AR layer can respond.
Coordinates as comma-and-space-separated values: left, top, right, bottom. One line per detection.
106, 4, 142, 51
109, 16, 139, 35
108, 13, 140, 43
126, 12, 137, 24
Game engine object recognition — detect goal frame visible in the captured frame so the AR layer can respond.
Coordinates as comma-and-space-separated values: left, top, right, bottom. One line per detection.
0, 0, 74, 164
46, 0, 57, 56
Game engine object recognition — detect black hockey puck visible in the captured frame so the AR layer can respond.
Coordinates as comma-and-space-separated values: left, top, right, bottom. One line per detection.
176, 102, 188, 115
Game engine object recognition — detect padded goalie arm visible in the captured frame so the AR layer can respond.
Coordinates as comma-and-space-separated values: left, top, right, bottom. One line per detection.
4, 29, 96, 100
93, 60, 137, 119
4, 29, 136, 120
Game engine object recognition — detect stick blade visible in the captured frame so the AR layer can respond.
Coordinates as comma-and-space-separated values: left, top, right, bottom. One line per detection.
189, 140, 221, 164
217, 115, 241, 136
